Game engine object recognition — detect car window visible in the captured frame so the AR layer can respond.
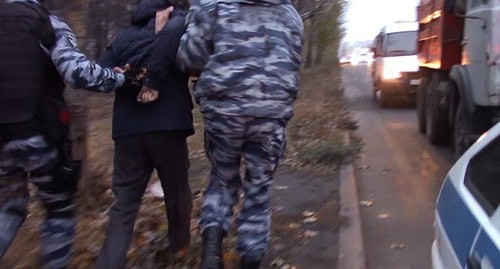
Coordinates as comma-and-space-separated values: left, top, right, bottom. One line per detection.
465, 136, 500, 216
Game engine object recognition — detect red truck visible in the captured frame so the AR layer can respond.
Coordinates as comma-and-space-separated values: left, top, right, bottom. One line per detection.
417, 0, 500, 158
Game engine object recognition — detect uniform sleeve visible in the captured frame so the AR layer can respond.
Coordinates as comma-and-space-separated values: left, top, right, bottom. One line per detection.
176, 0, 216, 74
145, 16, 185, 91
49, 15, 125, 93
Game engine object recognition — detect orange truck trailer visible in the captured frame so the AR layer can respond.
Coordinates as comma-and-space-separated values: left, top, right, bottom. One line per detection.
416, 0, 500, 158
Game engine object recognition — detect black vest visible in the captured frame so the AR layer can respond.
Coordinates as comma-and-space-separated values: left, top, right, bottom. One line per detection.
0, 1, 64, 124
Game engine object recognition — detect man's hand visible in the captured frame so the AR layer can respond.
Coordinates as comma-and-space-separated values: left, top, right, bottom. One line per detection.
115, 65, 147, 93
155, 6, 174, 34
137, 86, 159, 103
113, 64, 130, 74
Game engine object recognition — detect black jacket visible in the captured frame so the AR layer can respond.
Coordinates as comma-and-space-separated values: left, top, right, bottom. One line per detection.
99, 2, 193, 139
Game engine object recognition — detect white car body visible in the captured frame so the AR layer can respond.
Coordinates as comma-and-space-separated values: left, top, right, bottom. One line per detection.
432, 123, 500, 269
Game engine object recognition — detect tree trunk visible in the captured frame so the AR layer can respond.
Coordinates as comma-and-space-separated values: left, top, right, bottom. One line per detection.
305, 18, 315, 68
315, 44, 325, 65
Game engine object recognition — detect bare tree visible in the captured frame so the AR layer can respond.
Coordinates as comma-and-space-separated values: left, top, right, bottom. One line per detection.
292, 0, 346, 68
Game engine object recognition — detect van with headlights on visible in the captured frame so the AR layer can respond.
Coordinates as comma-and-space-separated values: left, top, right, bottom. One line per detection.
371, 21, 420, 107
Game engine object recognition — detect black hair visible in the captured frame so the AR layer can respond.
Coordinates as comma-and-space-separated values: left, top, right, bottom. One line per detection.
170, 0, 190, 10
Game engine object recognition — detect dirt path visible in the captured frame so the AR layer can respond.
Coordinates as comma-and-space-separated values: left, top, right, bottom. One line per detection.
263, 167, 340, 269
1, 164, 340, 269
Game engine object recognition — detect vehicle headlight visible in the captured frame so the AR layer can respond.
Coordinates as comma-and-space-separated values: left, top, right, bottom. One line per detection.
383, 65, 402, 80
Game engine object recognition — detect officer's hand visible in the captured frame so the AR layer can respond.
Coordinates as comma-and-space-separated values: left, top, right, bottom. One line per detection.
137, 86, 159, 103
155, 6, 174, 34
118, 67, 147, 93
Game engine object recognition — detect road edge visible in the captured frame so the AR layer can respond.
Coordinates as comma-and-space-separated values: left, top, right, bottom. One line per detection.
338, 164, 366, 269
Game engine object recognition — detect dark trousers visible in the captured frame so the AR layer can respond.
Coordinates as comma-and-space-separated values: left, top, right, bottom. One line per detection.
96, 132, 192, 269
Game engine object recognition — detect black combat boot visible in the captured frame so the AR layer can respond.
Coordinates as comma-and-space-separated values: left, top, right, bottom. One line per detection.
200, 226, 225, 269
240, 255, 262, 269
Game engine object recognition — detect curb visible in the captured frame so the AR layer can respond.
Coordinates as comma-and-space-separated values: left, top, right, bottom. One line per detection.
338, 164, 366, 269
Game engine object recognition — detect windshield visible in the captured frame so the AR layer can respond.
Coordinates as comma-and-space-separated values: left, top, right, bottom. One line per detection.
385, 31, 418, 56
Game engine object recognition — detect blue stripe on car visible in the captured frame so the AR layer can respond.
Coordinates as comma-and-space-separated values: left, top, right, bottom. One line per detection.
474, 230, 500, 268
437, 178, 480, 268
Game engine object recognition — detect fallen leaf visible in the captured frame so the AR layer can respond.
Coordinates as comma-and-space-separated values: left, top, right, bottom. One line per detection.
274, 185, 289, 190
271, 257, 285, 267
381, 168, 391, 175
274, 206, 285, 212
302, 210, 316, 218
302, 216, 318, 224
359, 200, 373, 207
377, 213, 390, 219
303, 230, 319, 238
390, 243, 405, 250
288, 223, 301, 229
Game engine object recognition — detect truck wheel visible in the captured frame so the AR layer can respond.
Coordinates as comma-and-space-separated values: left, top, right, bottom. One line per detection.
373, 80, 380, 102
453, 101, 472, 160
379, 87, 391, 108
407, 93, 416, 108
425, 79, 449, 145
416, 78, 428, 133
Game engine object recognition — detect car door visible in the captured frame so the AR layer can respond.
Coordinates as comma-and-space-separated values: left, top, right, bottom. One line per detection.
464, 134, 500, 269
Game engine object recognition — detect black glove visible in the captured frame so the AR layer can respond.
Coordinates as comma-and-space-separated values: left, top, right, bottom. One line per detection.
119, 68, 146, 93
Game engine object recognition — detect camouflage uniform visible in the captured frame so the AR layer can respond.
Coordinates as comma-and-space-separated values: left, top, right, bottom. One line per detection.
49, 14, 124, 93
0, 1, 123, 268
178, 0, 303, 259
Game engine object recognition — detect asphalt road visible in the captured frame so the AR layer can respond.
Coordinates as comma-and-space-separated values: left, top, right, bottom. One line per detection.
342, 65, 454, 269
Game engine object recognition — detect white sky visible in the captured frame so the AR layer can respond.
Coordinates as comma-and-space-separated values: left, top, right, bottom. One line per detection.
343, 0, 420, 43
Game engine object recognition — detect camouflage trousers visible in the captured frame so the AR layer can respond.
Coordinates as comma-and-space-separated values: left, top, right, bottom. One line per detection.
0, 135, 75, 269
200, 113, 287, 259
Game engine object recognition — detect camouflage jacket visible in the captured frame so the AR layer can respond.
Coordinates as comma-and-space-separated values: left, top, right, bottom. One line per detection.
6, 0, 124, 93
177, 0, 304, 119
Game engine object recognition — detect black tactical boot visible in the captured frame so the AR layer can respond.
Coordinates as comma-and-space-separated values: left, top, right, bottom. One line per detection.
240, 255, 262, 269
200, 226, 224, 269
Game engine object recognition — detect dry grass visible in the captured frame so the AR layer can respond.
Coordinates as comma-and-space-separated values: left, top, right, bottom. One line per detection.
284, 64, 361, 172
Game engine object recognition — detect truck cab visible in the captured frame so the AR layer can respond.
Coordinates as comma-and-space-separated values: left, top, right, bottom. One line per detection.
371, 21, 420, 107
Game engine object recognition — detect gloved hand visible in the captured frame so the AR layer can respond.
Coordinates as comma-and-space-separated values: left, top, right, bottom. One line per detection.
115, 66, 147, 93
123, 68, 147, 93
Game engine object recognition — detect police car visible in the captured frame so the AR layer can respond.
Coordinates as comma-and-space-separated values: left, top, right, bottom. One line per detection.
432, 123, 500, 269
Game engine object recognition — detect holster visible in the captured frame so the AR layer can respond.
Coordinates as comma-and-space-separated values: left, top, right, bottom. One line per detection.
36, 94, 83, 194
53, 159, 82, 195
